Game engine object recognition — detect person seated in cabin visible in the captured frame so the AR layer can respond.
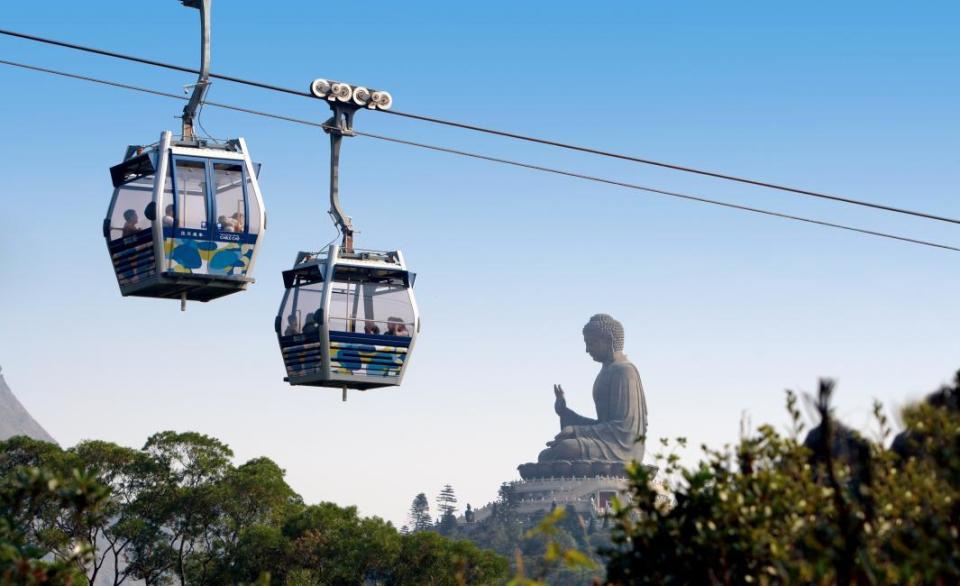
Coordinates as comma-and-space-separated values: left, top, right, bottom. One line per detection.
218, 215, 238, 232
162, 204, 175, 227
232, 211, 245, 232
121, 209, 140, 237
301, 314, 319, 335
284, 314, 300, 336
364, 321, 381, 335
386, 317, 410, 337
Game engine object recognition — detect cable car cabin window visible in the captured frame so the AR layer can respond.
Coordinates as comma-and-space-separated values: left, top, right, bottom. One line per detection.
109, 174, 155, 241
280, 282, 324, 338
174, 160, 208, 232
328, 280, 415, 337
212, 162, 246, 234
245, 168, 261, 235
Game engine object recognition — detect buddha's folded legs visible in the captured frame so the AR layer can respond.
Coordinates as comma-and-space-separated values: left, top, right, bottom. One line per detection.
538, 439, 583, 462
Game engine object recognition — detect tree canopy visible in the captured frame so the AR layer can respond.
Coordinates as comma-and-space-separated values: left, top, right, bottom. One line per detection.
603, 372, 960, 585
0, 432, 507, 585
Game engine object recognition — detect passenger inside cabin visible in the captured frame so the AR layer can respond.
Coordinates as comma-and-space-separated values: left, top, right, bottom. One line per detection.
218, 215, 237, 232
284, 314, 300, 336
386, 317, 410, 337
121, 209, 140, 237
364, 321, 381, 335
163, 204, 175, 227
232, 211, 245, 232
302, 314, 318, 335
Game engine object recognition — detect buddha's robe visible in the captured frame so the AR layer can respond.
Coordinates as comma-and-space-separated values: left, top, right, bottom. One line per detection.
547, 355, 647, 462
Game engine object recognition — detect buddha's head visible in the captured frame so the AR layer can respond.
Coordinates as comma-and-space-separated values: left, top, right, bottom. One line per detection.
582, 314, 624, 363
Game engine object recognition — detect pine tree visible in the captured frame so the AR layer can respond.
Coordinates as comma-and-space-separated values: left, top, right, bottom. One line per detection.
408, 492, 432, 532
436, 484, 459, 536
436, 484, 458, 518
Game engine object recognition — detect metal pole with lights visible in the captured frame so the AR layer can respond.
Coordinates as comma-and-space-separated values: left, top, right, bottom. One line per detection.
309, 79, 393, 252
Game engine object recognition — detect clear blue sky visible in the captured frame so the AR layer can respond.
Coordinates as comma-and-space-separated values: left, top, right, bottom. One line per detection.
1, 1, 958, 527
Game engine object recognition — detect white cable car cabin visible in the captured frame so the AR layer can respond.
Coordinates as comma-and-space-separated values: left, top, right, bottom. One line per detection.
276, 245, 419, 390
104, 130, 266, 302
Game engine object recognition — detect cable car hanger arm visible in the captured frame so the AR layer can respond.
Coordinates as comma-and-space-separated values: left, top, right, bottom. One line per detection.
179, 0, 211, 141
327, 115, 354, 251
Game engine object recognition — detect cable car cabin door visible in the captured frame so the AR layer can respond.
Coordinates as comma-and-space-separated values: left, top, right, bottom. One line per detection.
324, 268, 415, 386
165, 156, 256, 279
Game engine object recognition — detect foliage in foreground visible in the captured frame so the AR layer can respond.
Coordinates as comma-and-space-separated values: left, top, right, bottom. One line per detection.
0, 431, 508, 585
0, 465, 107, 584
604, 371, 960, 585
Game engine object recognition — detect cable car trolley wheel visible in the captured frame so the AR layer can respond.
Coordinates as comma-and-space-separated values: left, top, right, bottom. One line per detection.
103, 131, 267, 303
275, 245, 419, 390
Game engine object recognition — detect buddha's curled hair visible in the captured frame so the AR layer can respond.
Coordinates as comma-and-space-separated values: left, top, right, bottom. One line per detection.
583, 314, 624, 352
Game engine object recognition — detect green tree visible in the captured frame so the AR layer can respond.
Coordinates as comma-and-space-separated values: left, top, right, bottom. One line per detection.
436, 484, 459, 536
141, 431, 233, 585
481, 482, 524, 557
0, 436, 77, 558
394, 530, 509, 584
221, 524, 288, 584
284, 503, 401, 583
508, 507, 598, 586
409, 492, 433, 532
201, 457, 303, 584
70, 439, 154, 585
0, 465, 108, 584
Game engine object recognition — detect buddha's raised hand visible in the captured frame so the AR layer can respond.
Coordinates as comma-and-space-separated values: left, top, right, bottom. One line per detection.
553, 384, 567, 415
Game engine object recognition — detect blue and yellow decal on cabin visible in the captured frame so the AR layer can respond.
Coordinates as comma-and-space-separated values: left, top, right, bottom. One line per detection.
164, 237, 255, 276
330, 342, 406, 377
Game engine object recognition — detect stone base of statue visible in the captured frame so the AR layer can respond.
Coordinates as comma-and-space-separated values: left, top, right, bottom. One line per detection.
517, 459, 635, 481
462, 463, 670, 525
502, 461, 660, 518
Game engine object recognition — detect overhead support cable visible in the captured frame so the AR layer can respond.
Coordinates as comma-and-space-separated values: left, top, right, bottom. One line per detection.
380, 109, 960, 226
0, 28, 310, 97
0, 57, 956, 254
1, 27, 958, 226
350, 130, 960, 253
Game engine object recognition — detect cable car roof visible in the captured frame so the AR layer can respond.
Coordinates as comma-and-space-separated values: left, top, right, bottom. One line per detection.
281, 248, 415, 289
281, 263, 415, 289
110, 152, 155, 187
109, 138, 252, 188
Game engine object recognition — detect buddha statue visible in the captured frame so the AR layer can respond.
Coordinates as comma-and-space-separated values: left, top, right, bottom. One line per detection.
534, 314, 648, 469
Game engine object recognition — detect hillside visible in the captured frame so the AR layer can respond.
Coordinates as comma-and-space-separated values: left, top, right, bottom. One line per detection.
0, 366, 56, 444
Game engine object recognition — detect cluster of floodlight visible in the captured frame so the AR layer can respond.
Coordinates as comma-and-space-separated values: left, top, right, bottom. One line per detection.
310, 79, 392, 110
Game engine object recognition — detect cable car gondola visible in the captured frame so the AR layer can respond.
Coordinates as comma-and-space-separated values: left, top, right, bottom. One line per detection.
276, 246, 419, 391
103, 0, 266, 308
275, 80, 418, 397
